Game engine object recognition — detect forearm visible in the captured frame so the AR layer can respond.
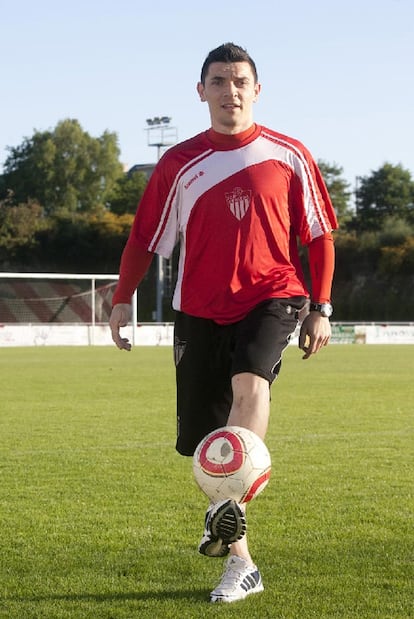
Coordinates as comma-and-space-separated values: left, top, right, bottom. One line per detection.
112, 240, 154, 306
308, 233, 335, 303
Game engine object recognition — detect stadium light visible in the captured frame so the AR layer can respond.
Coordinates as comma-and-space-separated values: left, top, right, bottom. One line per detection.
144, 116, 178, 322
146, 116, 172, 126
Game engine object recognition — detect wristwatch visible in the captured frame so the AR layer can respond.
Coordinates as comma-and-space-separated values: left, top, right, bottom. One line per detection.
309, 302, 333, 318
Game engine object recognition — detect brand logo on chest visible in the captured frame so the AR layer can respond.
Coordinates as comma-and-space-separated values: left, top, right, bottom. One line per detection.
184, 170, 205, 190
225, 187, 252, 220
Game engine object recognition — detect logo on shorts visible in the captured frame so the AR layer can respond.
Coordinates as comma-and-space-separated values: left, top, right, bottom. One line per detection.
225, 187, 252, 220
174, 336, 186, 366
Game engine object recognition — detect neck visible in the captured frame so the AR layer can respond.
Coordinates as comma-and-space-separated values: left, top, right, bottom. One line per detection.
206, 124, 258, 146
211, 118, 255, 135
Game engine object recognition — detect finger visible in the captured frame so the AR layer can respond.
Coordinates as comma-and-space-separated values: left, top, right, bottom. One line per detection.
302, 334, 329, 359
302, 345, 312, 360
118, 337, 132, 351
110, 326, 131, 351
114, 335, 131, 351
300, 334, 312, 360
299, 332, 310, 350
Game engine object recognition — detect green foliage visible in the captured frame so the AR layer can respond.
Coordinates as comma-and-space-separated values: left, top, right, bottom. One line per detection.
380, 237, 414, 275
317, 160, 352, 224
355, 163, 414, 230
36, 210, 134, 273
108, 170, 147, 215
0, 193, 48, 262
333, 225, 414, 321
0, 346, 413, 618
378, 215, 414, 247
0, 119, 124, 214
0, 119, 148, 273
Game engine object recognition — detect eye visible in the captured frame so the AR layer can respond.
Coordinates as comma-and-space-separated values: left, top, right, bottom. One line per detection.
235, 79, 249, 88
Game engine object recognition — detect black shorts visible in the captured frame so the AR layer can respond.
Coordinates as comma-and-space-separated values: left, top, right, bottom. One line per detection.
174, 297, 306, 456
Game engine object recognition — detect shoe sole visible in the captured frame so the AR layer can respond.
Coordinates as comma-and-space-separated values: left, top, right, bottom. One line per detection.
199, 537, 230, 557
210, 499, 246, 544
198, 499, 247, 558
210, 582, 264, 603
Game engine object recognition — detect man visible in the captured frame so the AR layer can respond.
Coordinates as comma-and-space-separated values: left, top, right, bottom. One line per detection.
109, 42, 337, 603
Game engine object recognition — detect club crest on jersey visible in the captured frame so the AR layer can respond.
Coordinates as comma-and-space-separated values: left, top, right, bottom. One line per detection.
225, 187, 252, 220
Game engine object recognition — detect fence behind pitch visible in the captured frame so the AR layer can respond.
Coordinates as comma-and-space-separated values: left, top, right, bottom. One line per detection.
0, 272, 119, 324
1, 272, 413, 347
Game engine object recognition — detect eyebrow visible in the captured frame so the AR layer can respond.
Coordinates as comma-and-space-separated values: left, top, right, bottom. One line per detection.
209, 74, 250, 82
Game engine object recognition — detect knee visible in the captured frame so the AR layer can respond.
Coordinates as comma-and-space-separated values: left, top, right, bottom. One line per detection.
231, 372, 269, 405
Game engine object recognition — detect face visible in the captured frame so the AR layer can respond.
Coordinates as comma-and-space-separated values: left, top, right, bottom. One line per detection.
197, 61, 261, 134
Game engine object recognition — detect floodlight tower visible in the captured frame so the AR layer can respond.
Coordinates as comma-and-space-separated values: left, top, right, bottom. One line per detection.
145, 117, 178, 322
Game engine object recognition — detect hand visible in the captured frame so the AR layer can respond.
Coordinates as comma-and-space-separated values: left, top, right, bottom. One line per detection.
109, 303, 132, 351
298, 312, 331, 360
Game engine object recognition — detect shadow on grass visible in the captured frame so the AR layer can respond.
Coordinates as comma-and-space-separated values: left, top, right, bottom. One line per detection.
6, 589, 211, 604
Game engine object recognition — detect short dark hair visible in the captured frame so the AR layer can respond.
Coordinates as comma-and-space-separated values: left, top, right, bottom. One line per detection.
200, 42, 258, 85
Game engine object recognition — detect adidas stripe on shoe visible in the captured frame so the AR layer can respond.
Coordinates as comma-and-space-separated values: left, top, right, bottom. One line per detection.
210, 555, 264, 603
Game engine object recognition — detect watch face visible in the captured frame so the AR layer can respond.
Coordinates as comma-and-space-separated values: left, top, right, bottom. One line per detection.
321, 303, 333, 317
310, 302, 333, 317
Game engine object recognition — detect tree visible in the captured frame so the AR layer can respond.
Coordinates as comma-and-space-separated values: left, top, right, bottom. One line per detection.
35, 210, 134, 273
107, 169, 148, 215
355, 163, 414, 230
317, 160, 352, 225
0, 193, 48, 264
0, 119, 124, 215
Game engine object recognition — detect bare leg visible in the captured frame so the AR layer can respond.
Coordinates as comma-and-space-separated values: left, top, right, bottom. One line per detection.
227, 372, 270, 565
230, 527, 253, 563
227, 372, 270, 440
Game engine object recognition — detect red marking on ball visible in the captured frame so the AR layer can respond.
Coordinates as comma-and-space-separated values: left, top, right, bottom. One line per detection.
199, 430, 245, 476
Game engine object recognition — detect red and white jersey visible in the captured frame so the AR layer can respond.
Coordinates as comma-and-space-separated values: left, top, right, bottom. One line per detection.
130, 124, 338, 324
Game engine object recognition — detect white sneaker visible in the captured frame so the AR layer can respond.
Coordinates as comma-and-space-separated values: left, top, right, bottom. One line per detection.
210, 555, 264, 603
198, 499, 246, 557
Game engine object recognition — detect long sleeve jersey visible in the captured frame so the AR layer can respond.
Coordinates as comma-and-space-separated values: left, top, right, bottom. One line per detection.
116, 124, 338, 324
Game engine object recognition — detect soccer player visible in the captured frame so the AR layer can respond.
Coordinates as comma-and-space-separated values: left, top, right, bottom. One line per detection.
109, 42, 337, 603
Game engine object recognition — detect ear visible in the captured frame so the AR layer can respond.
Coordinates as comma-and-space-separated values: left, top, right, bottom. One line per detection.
253, 82, 261, 103
197, 82, 206, 102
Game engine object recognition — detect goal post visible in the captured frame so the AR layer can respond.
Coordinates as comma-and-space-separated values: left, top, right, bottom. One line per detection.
0, 272, 138, 346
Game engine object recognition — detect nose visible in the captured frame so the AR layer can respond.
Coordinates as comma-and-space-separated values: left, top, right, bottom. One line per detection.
224, 81, 239, 97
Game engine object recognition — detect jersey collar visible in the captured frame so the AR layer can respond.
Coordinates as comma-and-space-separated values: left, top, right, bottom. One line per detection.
205, 124, 261, 149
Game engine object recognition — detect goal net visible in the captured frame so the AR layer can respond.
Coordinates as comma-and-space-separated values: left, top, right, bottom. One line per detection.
0, 273, 118, 324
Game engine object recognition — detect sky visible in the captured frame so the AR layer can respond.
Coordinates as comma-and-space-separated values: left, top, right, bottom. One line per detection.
1, 0, 413, 193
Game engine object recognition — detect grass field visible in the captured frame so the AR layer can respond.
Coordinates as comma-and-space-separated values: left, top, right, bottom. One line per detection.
0, 344, 413, 619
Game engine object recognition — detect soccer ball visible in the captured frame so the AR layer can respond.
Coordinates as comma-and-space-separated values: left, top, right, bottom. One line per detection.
192, 426, 271, 503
